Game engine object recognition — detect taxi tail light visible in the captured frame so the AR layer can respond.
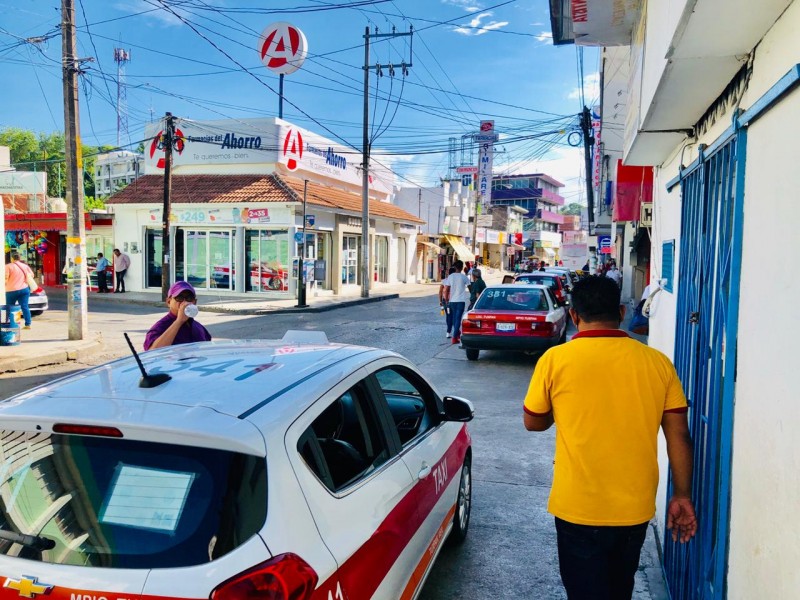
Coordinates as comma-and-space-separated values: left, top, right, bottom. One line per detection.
53, 423, 123, 437
463, 318, 481, 329
211, 553, 318, 600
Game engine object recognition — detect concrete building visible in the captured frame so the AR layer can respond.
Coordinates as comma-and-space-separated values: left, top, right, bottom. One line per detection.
550, 0, 800, 597
93, 150, 144, 198
490, 173, 565, 263
105, 118, 422, 297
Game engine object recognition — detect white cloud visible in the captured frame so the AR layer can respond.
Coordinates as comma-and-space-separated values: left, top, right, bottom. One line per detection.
499, 146, 588, 205
114, 0, 191, 26
453, 12, 510, 36
442, 0, 484, 10
535, 31, 552, 43
568, 72, 601, 104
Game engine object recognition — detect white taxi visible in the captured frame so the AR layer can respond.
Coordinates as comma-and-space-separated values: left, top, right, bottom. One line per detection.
0, 333, 473, 600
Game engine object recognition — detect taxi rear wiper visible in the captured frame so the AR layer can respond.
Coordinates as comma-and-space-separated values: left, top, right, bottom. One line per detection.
0, 529, 56, 550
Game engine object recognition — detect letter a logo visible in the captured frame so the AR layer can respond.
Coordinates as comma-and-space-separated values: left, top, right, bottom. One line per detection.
283, 128, 303, 171
259, 22, 308, 75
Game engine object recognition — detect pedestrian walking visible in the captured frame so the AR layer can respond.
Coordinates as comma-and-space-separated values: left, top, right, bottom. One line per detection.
522, 275, 696, 599
144, 281, 212, 351
4, 251, 35, 329
439, 266, 456, 338
441, 260, 470, 344
467, 268, 486, 311
113, 248, 130, 293
95, 253, 110, 293
606, 263, 622, 287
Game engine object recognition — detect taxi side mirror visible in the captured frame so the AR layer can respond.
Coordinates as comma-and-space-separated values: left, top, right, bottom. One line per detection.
442, 395, 474, 422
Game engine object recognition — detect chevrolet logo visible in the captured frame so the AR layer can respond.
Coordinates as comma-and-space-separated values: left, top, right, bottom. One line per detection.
4, 576, 53, 599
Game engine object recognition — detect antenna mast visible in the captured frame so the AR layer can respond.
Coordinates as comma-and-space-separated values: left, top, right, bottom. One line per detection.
114, 48, 131, 147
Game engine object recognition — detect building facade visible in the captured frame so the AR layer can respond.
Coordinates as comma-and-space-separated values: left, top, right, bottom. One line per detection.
106, 118, 422, 297
93, 151, 144, 198
550, 0, 800, 597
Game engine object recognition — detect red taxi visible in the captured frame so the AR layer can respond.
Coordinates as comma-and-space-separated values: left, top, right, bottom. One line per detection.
514, 272, 570, 306
460, 284, 568, 361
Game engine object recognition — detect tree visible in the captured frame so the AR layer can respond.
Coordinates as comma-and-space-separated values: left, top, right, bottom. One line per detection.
560, 202, 585, 216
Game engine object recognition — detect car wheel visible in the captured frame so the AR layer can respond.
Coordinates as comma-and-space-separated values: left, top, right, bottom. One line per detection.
448, 455, 472, 545
465, 348, 479, 361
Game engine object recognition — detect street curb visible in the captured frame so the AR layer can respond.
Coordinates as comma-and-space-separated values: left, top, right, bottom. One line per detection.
1, 335, 104, 374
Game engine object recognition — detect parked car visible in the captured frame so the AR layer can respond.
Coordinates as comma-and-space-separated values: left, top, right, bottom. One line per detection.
544, 267, 576, 293
0, 333, 473, 600
460, 284, 568, 361
28, 287, 48, 315
514, 272, 570, 307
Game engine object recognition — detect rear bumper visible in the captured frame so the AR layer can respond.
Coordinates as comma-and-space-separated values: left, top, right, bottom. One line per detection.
460, 333, 558, 352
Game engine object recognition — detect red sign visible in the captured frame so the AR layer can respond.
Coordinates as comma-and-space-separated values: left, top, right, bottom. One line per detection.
149, 127, 185, 170
282, 128, 303, 171
259, 22, 308, 75
480, 120, 494, 132
456, 166, 478, 174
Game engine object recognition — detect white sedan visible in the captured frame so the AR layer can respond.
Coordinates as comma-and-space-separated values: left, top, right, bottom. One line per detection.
0, 332, 473, 600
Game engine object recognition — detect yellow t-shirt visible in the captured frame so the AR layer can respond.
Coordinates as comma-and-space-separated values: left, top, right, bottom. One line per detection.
523, 330, 687, 526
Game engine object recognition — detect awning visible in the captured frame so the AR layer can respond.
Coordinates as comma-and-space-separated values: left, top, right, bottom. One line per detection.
543, 247, 556, 257
4, 212, 92, 232
417, 241, 442, 253
444, 235, 475, 263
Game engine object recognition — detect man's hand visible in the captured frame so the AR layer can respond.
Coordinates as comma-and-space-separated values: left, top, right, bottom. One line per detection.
666, 496, 697, 543
176, 301, 191, 325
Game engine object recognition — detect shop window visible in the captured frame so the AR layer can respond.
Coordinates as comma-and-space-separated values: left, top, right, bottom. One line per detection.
342, 235, 360, 285
245, 229, 289, 292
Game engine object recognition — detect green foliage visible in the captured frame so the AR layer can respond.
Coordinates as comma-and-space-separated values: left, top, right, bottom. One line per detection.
0, 127, 119, 201
84, 195, 106, 211
559, 202, 585, 216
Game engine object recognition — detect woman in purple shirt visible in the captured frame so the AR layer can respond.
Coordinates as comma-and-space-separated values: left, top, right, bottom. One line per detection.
144, 281, 212, 351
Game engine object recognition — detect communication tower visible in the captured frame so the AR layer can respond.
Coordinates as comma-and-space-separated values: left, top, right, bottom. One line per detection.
114, 48, 131, 147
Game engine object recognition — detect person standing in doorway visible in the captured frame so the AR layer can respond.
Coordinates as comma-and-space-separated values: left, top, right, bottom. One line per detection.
95, 253, 110, 293
4, 251, 34, 329
113, 248, 130, 293
441, 260, 470, 344
522, 276, 696, 599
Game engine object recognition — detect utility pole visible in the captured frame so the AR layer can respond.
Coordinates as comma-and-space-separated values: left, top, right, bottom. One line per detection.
418, 188, 422, 233
580, 106, 596, 235
361, 25, 412, 298
471, 187, 479, 255
296, 179, 309, 308
161, 112, 176, 301
62, 0, 88, 340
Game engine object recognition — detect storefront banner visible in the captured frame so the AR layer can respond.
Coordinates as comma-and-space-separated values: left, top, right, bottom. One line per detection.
275, 119, 393, 195
486, 230, 499, 244
477, 120, 494, 204
143, 204, 293, 226
0, 171, 46, 195
145, 118, 275, 173
476, 228, 486, 243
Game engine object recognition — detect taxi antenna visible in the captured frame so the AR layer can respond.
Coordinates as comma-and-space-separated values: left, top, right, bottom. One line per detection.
124, 333, 172, 388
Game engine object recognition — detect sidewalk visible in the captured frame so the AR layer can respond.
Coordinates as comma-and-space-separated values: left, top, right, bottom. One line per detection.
0, 268, 513, 373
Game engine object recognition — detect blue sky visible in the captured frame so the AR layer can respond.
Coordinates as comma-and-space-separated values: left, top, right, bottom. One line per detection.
0, 0, 598, 200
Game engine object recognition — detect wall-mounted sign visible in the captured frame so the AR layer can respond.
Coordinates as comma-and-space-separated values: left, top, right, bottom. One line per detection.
598, 235, 613, 254
477, 120, 494, 204
640, 202, 653, 227
456, 166, 478, 174
259, 22, 308, 75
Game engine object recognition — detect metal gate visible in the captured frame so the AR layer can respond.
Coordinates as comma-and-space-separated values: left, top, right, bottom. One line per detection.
663, 129, 745, 599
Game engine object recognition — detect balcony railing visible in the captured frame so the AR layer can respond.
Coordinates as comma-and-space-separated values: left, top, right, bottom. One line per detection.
540, 189, 565, 206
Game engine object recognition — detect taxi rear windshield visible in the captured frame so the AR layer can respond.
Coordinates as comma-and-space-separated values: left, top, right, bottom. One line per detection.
0, 431, 266, 568
475, 288, 549, 311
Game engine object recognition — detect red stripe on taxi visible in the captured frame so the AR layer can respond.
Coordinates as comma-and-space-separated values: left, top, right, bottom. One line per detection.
313, 424, 471, 600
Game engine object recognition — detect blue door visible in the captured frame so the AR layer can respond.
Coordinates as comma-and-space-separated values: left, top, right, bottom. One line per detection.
664, 132, 744, 599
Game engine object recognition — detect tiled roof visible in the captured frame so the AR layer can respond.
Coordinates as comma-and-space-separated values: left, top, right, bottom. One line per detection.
106, 173, 423, 224
105, 174, 291, 205
280, 176, 423, 224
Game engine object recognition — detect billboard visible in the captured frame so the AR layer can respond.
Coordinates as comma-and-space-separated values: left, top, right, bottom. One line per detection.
477, 120, 495, 204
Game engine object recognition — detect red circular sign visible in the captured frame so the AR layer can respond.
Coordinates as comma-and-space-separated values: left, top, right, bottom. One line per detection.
259, 22, 308, 75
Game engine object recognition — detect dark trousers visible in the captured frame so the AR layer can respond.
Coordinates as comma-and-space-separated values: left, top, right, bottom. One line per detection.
97, 271, 108, 292
444, 303, 453, 333
6, 288, 32, 326
449, 302, 466, 339
115, 269, 127, 292
555, 517, 649, 600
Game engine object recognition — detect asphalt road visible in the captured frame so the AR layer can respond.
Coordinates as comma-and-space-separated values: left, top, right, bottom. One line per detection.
0, 294, 667, 600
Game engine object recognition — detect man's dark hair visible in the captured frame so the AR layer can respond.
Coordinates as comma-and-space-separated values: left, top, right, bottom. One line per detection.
98, 252, 103, 257
570, 275, 622, 323
453, 260, 464, 271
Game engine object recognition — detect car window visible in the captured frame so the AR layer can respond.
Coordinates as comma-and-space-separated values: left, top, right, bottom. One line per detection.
0, 431, 266, 568
373, 367, 440, 447
544, 289, 558, 310
298, 383, 391, 492
475, 288, 548, 311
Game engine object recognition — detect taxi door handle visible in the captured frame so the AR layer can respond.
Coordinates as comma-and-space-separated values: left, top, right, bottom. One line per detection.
418, 464, 432, 479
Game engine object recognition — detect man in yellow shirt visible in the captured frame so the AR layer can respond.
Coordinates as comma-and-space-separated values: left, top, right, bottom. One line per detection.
523, 275, 696, 599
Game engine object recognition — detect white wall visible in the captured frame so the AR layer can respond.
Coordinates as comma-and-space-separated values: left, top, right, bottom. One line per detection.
645, 2, 800, 596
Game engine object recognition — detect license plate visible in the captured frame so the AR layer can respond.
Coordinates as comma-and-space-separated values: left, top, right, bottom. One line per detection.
496, 323, 516, 332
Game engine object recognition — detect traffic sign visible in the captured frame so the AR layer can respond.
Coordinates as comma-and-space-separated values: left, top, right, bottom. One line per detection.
305, 214, 315, 227
598, 235, 613, 254
294, 232, 304, 243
